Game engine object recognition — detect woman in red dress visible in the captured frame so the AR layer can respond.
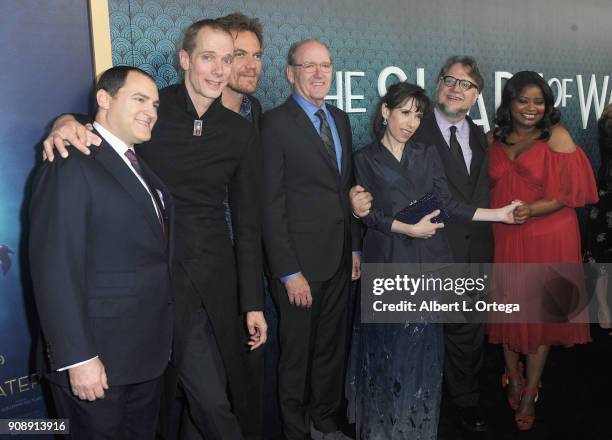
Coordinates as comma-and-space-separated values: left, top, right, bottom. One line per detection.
487, 71, 598, 430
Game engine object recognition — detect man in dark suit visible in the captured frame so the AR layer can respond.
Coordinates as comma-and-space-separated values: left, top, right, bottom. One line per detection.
351, 56, 491, 432
261, 39, 361, 440
29, 66, 173, 439
413, 58, 491, 432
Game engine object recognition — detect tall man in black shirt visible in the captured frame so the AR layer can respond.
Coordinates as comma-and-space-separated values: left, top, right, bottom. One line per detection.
42, 19, 266, 440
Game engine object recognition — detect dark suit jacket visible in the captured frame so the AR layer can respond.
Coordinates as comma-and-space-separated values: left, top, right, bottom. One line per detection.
411, 112, 493, 263
29, 133, 174, 387
262, 96, 361, 282
354, 141, 475, 264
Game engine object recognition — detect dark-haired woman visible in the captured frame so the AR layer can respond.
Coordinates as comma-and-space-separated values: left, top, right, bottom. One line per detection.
487, 71, 598, 430
584, 104, 612, 331
347, 82, 517, 439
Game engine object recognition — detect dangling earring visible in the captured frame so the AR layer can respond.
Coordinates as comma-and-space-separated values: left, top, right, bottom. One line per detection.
383, 119, 388, 126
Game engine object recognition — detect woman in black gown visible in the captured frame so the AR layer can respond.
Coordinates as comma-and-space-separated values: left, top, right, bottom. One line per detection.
347, 82, 517, 439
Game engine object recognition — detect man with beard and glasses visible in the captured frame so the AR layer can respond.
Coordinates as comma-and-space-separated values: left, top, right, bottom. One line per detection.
351, 56, 491, 433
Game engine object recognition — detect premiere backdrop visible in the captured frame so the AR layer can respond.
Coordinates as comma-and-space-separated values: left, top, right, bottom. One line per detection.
0, 0, 94, 419
108, 0, 612, 166
1, 0, 612, 421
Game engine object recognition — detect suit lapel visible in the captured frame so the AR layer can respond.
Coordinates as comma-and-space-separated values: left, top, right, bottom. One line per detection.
467, 116, 486, 179
286, 97, 340, 177
371, 141, 406, 180
91, 136, 164, 242
140, 159, 174, 258
369, 141, 419, 203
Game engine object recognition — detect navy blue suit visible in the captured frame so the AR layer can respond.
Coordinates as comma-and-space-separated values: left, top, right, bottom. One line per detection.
30, 132, 174, 438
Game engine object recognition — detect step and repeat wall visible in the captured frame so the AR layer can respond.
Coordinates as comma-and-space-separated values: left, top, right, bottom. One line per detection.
108, 0, 612, 165
0, 0, 95, 420
1, 0, 612, 420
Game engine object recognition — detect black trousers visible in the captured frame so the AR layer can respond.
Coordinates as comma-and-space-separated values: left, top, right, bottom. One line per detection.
177, 302, 244, 440
270, 264, 350, 440
50, 375, 162, 440
443, 322, 485, 408
240, 327, 265, 440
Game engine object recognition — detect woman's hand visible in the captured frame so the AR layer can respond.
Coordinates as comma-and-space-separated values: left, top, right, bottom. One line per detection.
498, 200, 524, 224
398, 210, 445, 239
513, 203, 531, 224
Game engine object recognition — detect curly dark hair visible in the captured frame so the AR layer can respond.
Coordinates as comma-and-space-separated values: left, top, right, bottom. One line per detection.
493, 71, 560, 144
372, 82, 430, 141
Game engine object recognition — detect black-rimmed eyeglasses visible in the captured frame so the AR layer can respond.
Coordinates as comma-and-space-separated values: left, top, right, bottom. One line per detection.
440, 75, 479, 91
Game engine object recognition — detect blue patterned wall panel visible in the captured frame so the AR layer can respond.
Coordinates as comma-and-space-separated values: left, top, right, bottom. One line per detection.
108, 0, 612, 166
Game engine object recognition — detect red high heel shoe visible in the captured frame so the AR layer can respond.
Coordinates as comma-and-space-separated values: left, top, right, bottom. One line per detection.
514, 385, 540, 431
501, 361, 524, 410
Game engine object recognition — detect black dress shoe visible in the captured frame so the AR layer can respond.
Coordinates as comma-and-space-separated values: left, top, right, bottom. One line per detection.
458, 405, 488, 432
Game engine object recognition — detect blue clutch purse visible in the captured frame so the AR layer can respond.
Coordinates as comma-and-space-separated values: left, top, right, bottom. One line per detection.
394, 193, 449, 224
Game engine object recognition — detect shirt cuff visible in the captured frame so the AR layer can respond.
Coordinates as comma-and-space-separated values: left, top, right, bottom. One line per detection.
57, 356, 98, 372
280, 272, 301, 284
352, 251, 361, 256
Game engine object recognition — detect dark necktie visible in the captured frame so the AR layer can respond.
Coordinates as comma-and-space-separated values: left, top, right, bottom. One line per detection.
315, 109, 338, 165
125, 149, 168, 241
449, 125, 468, 175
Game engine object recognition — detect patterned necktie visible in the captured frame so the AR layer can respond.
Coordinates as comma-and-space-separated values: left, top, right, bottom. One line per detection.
449, 125, 468, 175
315, 109, 338, 163
125, 149, 168, 241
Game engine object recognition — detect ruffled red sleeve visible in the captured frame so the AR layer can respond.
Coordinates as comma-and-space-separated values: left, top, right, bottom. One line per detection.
543, 145, 599, 207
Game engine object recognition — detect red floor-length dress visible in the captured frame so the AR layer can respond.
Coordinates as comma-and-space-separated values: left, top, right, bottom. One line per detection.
487, 139, 598, 354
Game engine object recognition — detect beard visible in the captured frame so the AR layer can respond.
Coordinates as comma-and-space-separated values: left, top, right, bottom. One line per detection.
436, 100, 470, 120
227, 77, 258, 95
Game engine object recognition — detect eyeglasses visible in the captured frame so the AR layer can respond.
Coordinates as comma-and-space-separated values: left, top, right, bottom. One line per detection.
292, 62, 333, 73
440, 75, 479, 91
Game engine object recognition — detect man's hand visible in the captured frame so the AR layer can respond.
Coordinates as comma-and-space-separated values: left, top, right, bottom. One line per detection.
68, 357, 108, 401
352, 253, 361, 281
42, 115, 101, 161
285, 273, 312, 308
246, 311, 268, 351
350, 185, 372, 218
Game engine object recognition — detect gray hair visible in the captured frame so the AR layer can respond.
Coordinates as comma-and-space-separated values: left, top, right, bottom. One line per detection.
286, 39, 331, 66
